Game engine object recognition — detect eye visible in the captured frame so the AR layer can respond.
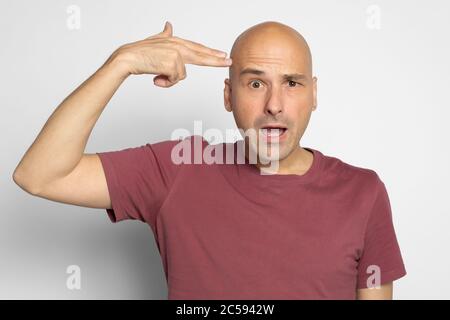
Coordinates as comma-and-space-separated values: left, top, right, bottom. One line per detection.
288, 80, 300, 87
249, 80, 263, 89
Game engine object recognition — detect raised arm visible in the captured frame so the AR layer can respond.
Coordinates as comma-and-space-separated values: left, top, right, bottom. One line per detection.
12, 21, 232, 209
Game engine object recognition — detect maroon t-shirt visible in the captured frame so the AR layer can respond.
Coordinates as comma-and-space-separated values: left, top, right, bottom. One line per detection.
97, 135, 406, 299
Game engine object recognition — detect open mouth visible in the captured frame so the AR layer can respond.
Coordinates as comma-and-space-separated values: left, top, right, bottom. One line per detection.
260, 127, 287, 137
259, 125, 288, 141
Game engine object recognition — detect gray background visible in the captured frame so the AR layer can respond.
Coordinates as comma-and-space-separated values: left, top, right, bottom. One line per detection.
1, 0, 449, 299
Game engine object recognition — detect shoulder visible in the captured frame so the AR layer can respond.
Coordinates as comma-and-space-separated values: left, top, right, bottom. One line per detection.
149, 134, 208, 153
316, 149, 384, 192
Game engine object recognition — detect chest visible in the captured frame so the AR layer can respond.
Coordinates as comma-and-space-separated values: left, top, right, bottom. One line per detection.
159, 173, 366, 294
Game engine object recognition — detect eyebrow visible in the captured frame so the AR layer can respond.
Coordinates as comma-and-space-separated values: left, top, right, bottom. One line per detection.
239, 68, 308, 81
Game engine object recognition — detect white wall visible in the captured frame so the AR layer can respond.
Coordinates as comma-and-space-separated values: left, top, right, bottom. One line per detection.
1, 0, 449, 299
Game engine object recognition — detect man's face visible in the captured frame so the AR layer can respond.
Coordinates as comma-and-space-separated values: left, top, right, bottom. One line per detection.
224, 30, 317, 163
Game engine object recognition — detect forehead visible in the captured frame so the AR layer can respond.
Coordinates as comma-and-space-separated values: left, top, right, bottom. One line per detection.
238, 66, 308, 82
233, 41, 311, 77
236, 61, 309, 81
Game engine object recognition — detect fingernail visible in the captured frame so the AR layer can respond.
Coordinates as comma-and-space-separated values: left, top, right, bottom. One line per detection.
225, 58, 232, 65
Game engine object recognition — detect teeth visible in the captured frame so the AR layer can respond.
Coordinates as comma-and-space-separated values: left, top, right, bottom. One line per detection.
261, 128, 285, 137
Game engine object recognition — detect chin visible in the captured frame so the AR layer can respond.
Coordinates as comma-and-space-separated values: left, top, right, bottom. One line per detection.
255, 143, 291, 163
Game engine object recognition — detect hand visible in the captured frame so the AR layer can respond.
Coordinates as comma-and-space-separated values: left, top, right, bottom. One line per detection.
107, 21, 232, 87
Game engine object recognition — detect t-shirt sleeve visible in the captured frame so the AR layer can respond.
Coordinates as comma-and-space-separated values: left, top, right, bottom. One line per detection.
356, 176, 407, 289
96, 139, 181, 229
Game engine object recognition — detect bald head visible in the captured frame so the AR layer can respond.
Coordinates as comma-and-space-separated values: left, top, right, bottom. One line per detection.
223, 21, 317, 166
229, 21, 313, 79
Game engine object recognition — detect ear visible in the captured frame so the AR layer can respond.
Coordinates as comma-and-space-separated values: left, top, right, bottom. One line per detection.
312, 76, 318, 111
224, 78, 232, 112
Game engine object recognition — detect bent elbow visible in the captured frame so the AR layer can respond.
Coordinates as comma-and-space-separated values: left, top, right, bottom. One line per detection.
12, 167, 42, 196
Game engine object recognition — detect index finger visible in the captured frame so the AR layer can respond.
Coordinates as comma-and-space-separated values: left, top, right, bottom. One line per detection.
174, 37, 228, 58
185, 50, 233, 67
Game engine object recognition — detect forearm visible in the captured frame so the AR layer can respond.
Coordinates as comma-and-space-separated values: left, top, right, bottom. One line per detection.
13, 55, 130, 192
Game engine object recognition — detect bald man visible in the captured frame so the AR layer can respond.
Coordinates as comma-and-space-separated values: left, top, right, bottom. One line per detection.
13, 21, 406, 300
225, 21, 316, 174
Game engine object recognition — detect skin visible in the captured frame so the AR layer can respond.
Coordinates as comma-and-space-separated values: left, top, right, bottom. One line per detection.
12, 21, 394, 300
224, 21, 316, 174
357, 283, 393, 300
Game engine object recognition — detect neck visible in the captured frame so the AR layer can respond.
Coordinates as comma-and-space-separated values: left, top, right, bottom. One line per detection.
251, 145, 314, 175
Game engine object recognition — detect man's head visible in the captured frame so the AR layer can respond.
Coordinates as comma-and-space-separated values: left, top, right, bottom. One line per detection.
224, 21, 317, 163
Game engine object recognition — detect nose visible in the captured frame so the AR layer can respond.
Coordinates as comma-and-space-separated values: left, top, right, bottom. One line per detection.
264, 85, 283, 116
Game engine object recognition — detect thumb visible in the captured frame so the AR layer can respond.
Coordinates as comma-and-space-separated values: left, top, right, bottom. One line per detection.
160, 21, 173, 37
147, 21, 173, 39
